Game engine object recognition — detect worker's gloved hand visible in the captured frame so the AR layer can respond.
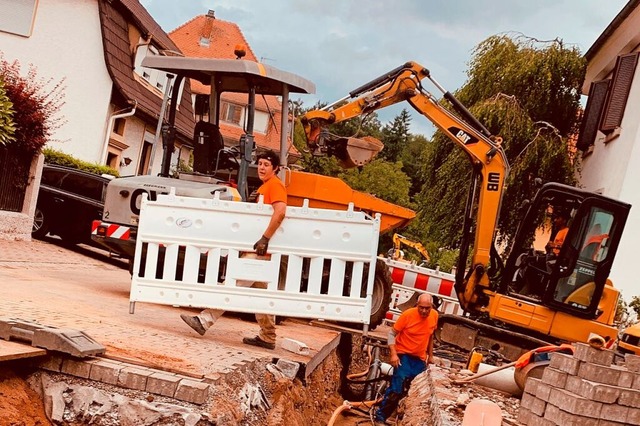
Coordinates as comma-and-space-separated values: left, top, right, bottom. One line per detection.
253, 235, 270, 256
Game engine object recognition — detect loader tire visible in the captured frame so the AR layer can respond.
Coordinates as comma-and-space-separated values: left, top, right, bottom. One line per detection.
368, 258, 393, 330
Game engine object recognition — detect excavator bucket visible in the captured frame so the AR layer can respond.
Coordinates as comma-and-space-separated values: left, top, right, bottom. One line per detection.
332, 136, 384, 168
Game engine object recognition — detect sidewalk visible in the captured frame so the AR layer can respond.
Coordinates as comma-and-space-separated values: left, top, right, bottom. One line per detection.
0, 238, 341, 380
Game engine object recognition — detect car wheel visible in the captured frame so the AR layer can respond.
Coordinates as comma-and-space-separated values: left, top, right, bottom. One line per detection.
32, 207, 49, 239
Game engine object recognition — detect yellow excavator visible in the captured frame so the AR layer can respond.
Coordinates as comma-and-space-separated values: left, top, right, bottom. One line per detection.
300, 61, 631, 355
389, 233, 430, 264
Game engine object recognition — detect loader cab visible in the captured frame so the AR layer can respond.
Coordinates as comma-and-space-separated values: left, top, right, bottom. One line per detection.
504, 183, 630, 320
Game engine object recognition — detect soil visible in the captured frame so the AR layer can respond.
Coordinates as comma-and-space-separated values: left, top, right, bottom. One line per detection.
0, 363, 51, 426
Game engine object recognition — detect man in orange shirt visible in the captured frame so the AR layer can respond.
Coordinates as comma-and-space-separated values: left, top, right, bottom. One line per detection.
547, 210, 570, 256
375, 293, 438, 424
180, 150, 286, 350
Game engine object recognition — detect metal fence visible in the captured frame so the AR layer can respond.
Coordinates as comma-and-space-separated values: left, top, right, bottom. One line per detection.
0, 146, 29, 212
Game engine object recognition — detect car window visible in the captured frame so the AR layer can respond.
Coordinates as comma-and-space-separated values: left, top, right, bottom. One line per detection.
41, 168, 67, 188
60, 172, 105, 202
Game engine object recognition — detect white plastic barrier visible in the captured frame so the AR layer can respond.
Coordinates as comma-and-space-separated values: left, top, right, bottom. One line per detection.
129, 190, 381, 329
381, 257, 463, 323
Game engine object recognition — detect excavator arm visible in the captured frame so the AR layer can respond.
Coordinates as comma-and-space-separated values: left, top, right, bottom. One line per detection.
300, 61, 510, 312
392, 233, 430, 263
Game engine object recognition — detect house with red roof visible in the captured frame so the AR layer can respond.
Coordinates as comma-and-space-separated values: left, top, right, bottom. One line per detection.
168, 10, 300, 161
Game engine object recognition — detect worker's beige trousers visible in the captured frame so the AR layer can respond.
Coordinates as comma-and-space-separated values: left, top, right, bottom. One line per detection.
196, 252, 277, 344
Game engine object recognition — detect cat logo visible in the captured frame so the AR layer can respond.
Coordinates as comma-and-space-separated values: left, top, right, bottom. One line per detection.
448, 127, 479, 145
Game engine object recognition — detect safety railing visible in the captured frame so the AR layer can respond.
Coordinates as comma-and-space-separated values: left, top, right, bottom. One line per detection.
129, 189, 381, 330
381, 257, 463, 323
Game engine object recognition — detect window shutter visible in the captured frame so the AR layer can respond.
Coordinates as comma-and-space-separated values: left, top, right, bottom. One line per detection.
600, 52, 639, 132
232, 105, 242, 124
576, 80, 610, 151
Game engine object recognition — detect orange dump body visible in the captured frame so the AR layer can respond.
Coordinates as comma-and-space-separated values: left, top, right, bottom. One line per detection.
286, 170, 415, 234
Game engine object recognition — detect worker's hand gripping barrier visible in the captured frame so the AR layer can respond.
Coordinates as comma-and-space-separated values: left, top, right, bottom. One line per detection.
129, 189, 381, 327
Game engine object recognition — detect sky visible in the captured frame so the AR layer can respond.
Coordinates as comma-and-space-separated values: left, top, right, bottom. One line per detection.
140, 0, 629, 136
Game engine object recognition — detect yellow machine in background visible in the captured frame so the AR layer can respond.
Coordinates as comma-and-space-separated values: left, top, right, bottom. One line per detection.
618, 322, 640, 355
390, 233, 430, 264
300, 61, 631, 354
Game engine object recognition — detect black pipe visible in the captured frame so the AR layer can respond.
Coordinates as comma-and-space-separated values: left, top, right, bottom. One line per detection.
160, 74, 185, 177
348, 63, 411, 99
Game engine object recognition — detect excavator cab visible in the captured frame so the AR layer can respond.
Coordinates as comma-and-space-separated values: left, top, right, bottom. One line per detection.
503, 183, 630, 320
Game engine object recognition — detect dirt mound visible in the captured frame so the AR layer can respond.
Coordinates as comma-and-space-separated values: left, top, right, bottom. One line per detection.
0, 366, 51, 426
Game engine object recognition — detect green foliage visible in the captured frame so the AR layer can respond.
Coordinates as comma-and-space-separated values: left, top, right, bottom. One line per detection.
0, 54, 66, 155
417, 35, 584, 249
339, 159, 413, 208
0, 77, 15, 146
380, 108, 412, 163
43, 147, 119, 177
630, 296, 640, 318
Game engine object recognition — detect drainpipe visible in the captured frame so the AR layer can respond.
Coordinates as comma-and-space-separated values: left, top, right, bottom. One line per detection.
101, 101, 138, 165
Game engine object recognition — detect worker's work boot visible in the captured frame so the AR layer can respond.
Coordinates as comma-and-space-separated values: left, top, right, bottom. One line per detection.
243, 336, 275, 349
180, 314, 207, 336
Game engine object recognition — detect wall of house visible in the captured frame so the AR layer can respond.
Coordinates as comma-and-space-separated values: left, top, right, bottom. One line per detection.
0, 0, 113, 162
580, 59, 640, 301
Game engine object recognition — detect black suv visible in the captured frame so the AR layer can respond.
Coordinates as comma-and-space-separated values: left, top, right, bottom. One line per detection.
32, 164, 113, 244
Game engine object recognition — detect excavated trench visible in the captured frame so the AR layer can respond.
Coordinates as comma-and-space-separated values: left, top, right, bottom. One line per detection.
1, 332, 462, 426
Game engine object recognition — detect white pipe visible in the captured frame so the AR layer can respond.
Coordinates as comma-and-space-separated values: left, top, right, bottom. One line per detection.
101, 101, 138, 164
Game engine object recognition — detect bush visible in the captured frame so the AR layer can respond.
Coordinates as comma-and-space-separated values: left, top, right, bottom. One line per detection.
0, 54, 65, 155
0, 77, 15, 146
43, 147, 119, 177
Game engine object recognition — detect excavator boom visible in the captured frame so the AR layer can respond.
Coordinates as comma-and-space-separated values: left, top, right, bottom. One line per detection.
300, 61, 509, 312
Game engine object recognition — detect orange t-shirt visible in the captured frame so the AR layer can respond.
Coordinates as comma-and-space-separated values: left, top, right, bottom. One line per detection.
393, 307, 439, 360
257, 176, 287, 205
552, 227, 568, 255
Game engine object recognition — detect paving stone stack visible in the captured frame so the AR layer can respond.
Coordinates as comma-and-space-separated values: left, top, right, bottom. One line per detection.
517, 343, 640, 426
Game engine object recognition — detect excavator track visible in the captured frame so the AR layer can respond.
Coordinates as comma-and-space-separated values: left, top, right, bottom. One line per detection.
437, 313, 554, 361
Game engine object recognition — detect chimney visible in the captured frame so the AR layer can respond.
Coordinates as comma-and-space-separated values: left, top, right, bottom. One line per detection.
207, 10, 215, 18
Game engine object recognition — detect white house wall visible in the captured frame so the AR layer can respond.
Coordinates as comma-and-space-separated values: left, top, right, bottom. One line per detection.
0, 0, 113, 162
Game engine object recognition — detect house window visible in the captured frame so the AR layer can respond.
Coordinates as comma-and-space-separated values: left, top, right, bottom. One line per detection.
113, 117, 126, 136
0, 0, 38, 37
221, 102, 243, 125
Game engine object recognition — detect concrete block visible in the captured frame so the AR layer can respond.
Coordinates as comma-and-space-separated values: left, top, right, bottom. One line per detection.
544, 403, 600, 426
565, 376, 621, 404
550, 352, 582, 375
541, 366, 568, 388
88, 359, 123, 385
60, 358, 92, 378
175, 379, 209, 405
440, 322, 477, 351
597, 421, 629, 426
633, 373, 640, 391
517, 407, 532, 425
600, 404, 629, 423
619, 370, 638, 388
280, 338, 310, 356
548, 387, 602, 417
520, 392, 546, 416
536, 381, 553, 402
275, 359, 300, 380
618, 388, 640, 408
117, 366, 152, 390
38, 355, 63, 372
628, 407, 640, 426
146, 372, 181, 397
574, 342, 614, 366
625, 354, 640, 373
524, 377, 540, 396
579, 362, 622, 386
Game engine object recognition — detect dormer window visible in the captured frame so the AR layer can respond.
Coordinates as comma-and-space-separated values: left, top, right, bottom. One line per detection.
199, 37, 210, 47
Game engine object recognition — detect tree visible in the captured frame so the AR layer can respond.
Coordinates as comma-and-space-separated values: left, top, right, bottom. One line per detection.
417, 35, 584, 250
339, 159, 412, 208
380, 108, 411, 163
630, 296, 640, 319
